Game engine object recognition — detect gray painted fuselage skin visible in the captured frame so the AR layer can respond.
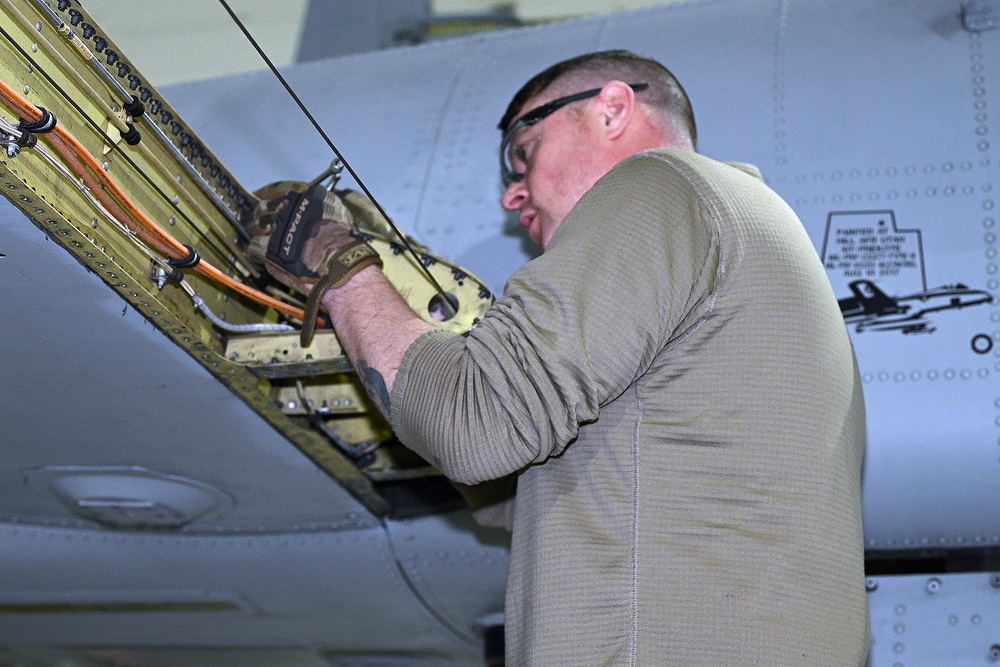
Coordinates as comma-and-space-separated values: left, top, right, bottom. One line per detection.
0, 1, 997, 665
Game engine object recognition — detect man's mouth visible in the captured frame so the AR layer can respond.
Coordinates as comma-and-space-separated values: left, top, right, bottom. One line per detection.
519, 211, 536, 231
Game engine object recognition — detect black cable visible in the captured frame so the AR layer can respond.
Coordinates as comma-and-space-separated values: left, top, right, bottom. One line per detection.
217, 0, 455, 313
0, 22, 242, 276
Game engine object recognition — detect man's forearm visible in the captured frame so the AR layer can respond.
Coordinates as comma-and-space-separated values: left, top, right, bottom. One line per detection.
321, 266, 435, 418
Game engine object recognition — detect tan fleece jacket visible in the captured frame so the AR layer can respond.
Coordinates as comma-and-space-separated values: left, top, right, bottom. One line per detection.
392, 149, 869, 666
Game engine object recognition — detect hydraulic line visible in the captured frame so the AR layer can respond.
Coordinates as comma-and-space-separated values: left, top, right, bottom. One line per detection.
0, 4, 253, 272
3, 113, 296, 336
0, 117, 275, 337
191, 293, 296, 334
134, 97, 249, 240
0, 0, 135, 138
0, 76, 322, 326
44, 0, 252, 237
28, 0, 140, 117
217, 0, 457, 319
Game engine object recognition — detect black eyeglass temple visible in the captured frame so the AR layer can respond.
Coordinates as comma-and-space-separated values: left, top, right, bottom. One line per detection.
500, 83, 650, 186
518, 83, 649, 127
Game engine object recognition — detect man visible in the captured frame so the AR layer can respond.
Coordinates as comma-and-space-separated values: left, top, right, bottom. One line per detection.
250, 50, 869, 665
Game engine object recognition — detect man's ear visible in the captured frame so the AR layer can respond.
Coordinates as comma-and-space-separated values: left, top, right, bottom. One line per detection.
597, 80, 635, 140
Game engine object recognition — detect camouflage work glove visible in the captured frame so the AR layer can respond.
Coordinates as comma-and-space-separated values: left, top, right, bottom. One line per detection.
246, 180, 382, 346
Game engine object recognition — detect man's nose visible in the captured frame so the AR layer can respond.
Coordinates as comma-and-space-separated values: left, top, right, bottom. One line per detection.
501, 180, 529, 211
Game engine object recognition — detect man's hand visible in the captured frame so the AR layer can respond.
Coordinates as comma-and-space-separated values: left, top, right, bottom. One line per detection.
246, 180, 435, 422
245, 181, 383, 345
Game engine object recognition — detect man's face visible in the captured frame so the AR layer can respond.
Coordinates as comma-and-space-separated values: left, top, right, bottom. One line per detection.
500, 91, 606, 250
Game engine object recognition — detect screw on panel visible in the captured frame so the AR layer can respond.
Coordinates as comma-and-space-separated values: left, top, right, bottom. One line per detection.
865, 577, 879, 591
926, 577, 943, 593
988, 644, 1000, 662
990, 573, 1000, 588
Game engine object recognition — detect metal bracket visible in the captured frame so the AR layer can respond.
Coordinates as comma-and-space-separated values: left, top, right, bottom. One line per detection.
962, 0, 999, 32
225, 329, 352, 378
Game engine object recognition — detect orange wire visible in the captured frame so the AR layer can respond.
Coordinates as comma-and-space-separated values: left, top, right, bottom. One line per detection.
0, 77, 321, 325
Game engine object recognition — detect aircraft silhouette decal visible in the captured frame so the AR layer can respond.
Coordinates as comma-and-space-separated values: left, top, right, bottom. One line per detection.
838, 279, 993, 334
821, 209, 994, 334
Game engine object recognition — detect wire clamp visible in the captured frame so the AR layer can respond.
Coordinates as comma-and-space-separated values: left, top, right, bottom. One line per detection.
167, 244, 201, 269
149, 261, 182, 289
8, 107, 57, 157
19, 107, 57, 134
149, 246, 201, 289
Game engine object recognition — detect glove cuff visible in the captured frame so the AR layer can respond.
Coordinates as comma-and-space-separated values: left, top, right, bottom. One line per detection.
299, 240, 383, 346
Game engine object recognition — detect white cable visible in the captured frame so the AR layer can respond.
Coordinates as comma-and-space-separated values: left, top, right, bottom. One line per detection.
191, 293, 295, 333
3, 118, 297, 336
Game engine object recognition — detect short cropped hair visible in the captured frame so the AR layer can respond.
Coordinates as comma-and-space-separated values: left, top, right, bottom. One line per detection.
498, 50, 697, 150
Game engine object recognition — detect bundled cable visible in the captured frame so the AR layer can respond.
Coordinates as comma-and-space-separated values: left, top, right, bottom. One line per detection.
0, 76, 325, 328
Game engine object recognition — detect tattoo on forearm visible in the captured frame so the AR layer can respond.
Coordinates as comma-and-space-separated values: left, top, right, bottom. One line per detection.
357, 359, 391, 417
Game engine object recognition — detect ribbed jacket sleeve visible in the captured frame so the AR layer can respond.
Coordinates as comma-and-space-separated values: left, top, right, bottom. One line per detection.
390, 152, 719, 484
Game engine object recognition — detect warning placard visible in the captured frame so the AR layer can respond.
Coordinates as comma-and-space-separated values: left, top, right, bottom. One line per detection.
821, 210, 926, 295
